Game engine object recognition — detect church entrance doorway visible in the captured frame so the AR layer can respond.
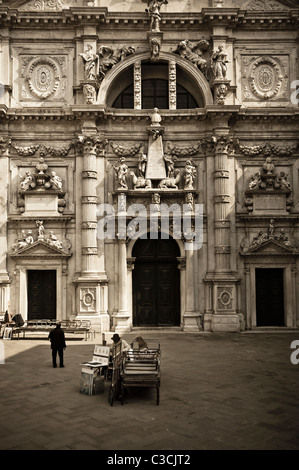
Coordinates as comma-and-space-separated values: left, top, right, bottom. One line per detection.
132, 236, 180, 327
255, 268, 284, 326
27, 270, 57, 320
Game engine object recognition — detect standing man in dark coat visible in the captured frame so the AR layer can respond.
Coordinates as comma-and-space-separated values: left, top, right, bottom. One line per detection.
48, 322, 66, 368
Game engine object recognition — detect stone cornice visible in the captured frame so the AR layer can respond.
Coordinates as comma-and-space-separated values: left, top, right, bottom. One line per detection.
0, 7, 298, 27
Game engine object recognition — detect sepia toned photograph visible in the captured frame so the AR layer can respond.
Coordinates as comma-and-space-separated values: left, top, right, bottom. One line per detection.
0, 0, 298, 458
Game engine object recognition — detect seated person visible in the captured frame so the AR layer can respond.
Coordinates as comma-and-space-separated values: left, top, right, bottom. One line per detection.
135, 336, 149, 352
111, 333, 130, 353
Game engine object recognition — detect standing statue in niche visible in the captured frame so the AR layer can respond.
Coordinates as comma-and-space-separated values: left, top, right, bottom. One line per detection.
146, 0, 168, 32
114, 157, 128, 189
79, 44, 98, 80
210, 44, 228, 80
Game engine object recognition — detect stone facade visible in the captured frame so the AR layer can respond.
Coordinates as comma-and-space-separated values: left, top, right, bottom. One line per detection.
0, 0, 298, 333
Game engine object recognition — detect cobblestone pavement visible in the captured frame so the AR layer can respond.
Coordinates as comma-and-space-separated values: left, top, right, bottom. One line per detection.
0, 330, 299, 451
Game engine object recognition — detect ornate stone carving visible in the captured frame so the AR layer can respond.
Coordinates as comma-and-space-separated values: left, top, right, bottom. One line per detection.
149, 37, 161, 62
79, 45, 98, 81
210, 45, 228, 80
97, 45, 135, 83
215, 83, 228, 105
83, 83, 97, 104
242, 219, 296, 253
145, 0, 168, 32
158, 169, 181, 189
130, 171, 152, 190
168, 61, 176, 110
110, 141, 142, 157
134, 61, 142, 110
184, 160, 197, 190
245, 0, 288, 11
113, 157, 129, 190
217, 287, 233, 310
164, 140, 201, 157
20, 0, 71, 11
22, 56, 62, 101
247, 157, 291, 192
242, 55, 288, 102
239, 142, 297, 158
173, 39, 210, 74
80, 288, 96, 313
12, 221, 70, 253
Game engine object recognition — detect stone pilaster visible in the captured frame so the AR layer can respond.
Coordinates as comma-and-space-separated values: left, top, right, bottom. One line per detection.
73, 133, 109, 332
183, 241, 202, 332
204, 133, 240, 332
0, 139, 11, 315
114, 239, 131, 333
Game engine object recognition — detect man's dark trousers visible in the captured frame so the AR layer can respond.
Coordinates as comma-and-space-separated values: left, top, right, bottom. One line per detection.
52, 349, 64, 367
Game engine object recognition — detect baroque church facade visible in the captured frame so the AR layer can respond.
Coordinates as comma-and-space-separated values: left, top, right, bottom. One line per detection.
0, 0, 298, 334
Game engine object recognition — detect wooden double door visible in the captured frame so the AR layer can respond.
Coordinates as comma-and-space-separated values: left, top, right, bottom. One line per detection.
27, 270, 57, 320
255, 268, 284, 326
132, 237, 180, 327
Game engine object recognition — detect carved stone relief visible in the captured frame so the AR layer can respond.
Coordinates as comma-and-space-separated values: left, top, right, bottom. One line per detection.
241, 55, 288, 102
244, 0, 289, 10
20, 55, 67, 102
11, 220, 71, 254
20, 0, 73, 11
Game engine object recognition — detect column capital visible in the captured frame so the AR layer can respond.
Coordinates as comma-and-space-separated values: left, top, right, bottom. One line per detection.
202, 134, 239, 156
75, 134, 108, 156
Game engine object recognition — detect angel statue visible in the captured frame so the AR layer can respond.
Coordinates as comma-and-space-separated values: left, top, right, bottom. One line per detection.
174, 39, 210, 73
98, 45, 135, 83
79, 44, 98, 80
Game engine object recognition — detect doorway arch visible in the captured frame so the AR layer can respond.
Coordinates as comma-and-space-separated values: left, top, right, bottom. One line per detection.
132, 235, 180, 327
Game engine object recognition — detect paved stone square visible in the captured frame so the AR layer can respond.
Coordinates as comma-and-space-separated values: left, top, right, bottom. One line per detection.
0, 331, 299, 451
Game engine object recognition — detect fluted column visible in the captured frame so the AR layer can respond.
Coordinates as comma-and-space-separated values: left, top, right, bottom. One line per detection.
183, 241, 201, 331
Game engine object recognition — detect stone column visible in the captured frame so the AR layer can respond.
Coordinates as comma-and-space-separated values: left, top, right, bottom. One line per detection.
74, 133, 109, 332
114, 239, 131, 333
80, 134, 101, 276
204, 133, 240, 332
0, 139, 11, 315
183, 241, 201, 331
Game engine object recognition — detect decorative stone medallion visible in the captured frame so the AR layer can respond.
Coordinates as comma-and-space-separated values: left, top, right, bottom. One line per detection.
20, 55, 66, 102
242, 55, 288, 102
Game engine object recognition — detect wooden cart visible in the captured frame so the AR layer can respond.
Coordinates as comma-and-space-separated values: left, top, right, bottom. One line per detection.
120, 339, 161, 405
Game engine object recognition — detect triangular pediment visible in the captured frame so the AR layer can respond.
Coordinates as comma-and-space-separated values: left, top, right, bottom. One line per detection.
244, 238, 296, 256
11, 240, 71, 257
243, 0, 293, 11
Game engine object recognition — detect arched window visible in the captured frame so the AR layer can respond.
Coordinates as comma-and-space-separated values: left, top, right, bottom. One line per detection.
112, 80, 198, 109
